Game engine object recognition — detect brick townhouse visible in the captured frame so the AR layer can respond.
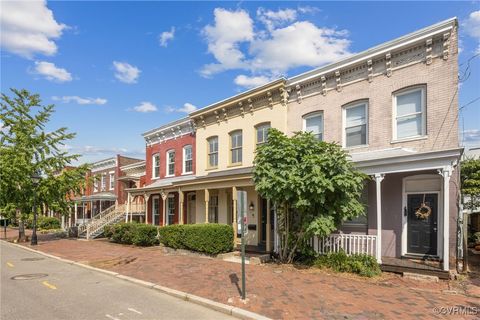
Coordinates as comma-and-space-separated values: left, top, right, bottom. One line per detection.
87, 18, 462, 276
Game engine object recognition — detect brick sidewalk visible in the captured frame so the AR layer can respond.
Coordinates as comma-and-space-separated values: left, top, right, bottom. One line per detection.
14, 238, 480, 319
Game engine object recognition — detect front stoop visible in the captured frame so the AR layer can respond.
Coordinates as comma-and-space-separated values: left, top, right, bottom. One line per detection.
218, 252, 271, 265
403, 272, 439, 282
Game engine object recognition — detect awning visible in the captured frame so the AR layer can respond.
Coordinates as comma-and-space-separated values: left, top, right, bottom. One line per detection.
73, 192, 117, 202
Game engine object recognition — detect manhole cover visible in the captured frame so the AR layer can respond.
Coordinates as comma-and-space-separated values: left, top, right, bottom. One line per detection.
21, 257, 45, 261
11, 273, 48, 280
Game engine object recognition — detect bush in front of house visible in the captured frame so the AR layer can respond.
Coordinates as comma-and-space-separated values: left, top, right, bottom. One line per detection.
158, 223, 234, 255
38, 217, 61, 230
110, 222, 137, 244
314, 250, 381, 277
132, 224, 159, 246
103, 225, 114, 238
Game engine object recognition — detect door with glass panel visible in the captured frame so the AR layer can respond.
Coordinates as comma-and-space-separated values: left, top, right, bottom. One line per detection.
167, 195, 175, 225
152, 196, 160, 225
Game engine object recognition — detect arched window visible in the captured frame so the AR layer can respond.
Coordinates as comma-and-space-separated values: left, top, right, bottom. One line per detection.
303, 112, 323, 141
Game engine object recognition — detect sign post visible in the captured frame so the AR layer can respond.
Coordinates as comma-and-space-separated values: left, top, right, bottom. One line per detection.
237, 190, 247, 300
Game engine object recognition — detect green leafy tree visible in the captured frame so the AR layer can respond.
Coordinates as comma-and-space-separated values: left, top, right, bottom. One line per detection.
0, 89, 89, 240
461, 157, 480, 212
253, 129, 367, 263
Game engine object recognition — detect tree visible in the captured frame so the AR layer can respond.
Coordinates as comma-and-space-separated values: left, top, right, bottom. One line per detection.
0, 89, 89, 241
253, 129, 367, 263
461, 157, 480, 212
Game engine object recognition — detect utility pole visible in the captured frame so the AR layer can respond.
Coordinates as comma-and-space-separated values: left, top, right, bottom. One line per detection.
237, 190, 248, 300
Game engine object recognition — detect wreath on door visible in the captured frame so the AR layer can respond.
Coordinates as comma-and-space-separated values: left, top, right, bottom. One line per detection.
415, 194, 432, 220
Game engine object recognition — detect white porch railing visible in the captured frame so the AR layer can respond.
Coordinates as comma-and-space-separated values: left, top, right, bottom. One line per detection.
311, 234, 378, 259
129, 202, 146, 213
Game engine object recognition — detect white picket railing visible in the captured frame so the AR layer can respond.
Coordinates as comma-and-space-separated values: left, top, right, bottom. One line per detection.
311, 234, 378, 259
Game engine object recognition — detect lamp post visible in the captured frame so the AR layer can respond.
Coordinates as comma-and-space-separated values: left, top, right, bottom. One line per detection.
30, 171, 41, 246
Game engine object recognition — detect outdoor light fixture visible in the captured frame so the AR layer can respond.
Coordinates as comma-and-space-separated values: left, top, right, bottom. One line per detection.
249, 202, 254, 211
30, 171, 41, 246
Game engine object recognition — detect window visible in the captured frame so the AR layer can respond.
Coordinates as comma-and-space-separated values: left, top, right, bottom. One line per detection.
343, 183, 368, 227
167, 195, 175, 225
393, 86, 426, 140
152, 196, 160, 225
101, 174, 106, 191
152, 154, 160, 179
256, 123, 271, 145
303, 112, 323, 141
93, 178, 98, 192
166, 150, 175, 176
208, 195, 218, 223
183, 145, 193, 174
109, 173, 115, 190
344, 102, 368, 147
207, 136, 218, 168
230, 130, 243, 164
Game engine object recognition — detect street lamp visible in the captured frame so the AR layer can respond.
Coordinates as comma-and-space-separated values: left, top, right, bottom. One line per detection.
30, 171, 41, 246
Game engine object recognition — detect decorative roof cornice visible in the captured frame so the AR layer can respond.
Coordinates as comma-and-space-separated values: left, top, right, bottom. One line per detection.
287, 17, 457, 89
142, 117, 194, 146
190, 79, 287, 128
90, 157, 117, 173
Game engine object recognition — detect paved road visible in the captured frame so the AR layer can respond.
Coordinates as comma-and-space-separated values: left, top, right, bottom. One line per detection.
0, 241, 233, 320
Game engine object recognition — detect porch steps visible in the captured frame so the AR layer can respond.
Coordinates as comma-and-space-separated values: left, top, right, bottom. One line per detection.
381, 263, 450, 280
77, 205, 126, 240
218, 251, 271, 265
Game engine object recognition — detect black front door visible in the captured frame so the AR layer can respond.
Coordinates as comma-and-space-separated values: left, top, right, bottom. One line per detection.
260, 198, 274, 245
407, 193, 438, 256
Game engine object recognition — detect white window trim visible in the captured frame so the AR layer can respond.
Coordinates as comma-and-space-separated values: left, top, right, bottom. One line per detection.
392, 86, 427, 142
182, 145, 193, 175
256, 123, 271, 145
109, 172, 115, 190
302, 111, 324, 141
342, 101, 369, 148
207, 136, 219, 168
152, 153, 160, 179
166, 150, 175, 177
101, 174, 106, 192
230, 130, 243, 165
167, 194, 175, 225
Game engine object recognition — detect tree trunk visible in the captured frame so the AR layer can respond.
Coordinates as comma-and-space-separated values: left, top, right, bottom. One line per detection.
18, 217, 26, 242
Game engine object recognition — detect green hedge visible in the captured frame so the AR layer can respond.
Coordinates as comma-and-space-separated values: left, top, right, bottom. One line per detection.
38, 217, 61, 230
314, 250, 381, 277
158, 224, 234, 255
107, 223, 158, 246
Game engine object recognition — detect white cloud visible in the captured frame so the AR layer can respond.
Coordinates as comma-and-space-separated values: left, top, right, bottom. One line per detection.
463, 10, 480, 53
250, 21, 351, 74
0, 0, 67, 58
113, 61, 140, 84
166, 102, 198, 114
234, 74, 272, 89
133, 101, 157, 113
200, 8, 351, 85
464, 129, 480, 143
52, 96, 107, 105
33, 61, 72, 82
159, 27, 175, 47
200, 8, 254, 77
257, 8, 297, 31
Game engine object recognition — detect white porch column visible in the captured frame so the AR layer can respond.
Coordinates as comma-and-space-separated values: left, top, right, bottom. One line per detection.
99, 200, 103, 213
375, 173, 385, 264
161, 191, 167, 226
74, 203, 78, 225
204, 189, 210, 223
144, 193, 150, 224
440, 166, 452, 271
179, 189, 184, 225
125, 193, 130, 222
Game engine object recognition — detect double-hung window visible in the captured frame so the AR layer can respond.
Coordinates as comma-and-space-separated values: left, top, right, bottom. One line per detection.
152, 154, 160, 179
166, 150, 175, 176
109, 172, 115, 190
207, 136, 218, 168
393, 86, 426, 140
101, 174, 106, 191
208, 195, 219, 223
303, 112, 323, 141
167, 195, 175, 225
93, 178, 98, 192
256, 123, 271, 146
344, 102, 368, 147
230, 130, 242, 164
183, 145, 193, 174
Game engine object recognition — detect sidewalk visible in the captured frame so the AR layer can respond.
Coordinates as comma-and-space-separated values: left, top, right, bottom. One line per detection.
15, 238, 480, 319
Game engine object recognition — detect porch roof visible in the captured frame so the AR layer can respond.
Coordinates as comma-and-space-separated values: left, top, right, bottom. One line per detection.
73, 192, 117, 202
352, 147, 463, 175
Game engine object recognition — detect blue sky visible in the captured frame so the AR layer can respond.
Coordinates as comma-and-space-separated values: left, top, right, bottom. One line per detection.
1, 1, 479, 164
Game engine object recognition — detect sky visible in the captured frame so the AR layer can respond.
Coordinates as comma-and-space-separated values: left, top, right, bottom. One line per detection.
1, 1, 479, 164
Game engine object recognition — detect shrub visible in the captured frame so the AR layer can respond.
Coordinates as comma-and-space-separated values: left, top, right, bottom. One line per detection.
132, 224, 159, 246
159, 223, 234, 255
314, 251, 381, 277
38, 217, 61, 230
104, 225, 114, 238
110, 223, 137, 244
474, 232, 480, 244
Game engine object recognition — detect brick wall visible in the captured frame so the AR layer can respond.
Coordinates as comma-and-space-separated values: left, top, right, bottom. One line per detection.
145, 133, 196, 185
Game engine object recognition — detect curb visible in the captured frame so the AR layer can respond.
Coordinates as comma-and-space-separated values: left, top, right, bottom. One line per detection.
2, 240, 271, 320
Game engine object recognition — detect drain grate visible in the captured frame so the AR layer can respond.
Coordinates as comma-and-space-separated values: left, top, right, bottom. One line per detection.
21, 257, 45, 261
11, 273, 48, 280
